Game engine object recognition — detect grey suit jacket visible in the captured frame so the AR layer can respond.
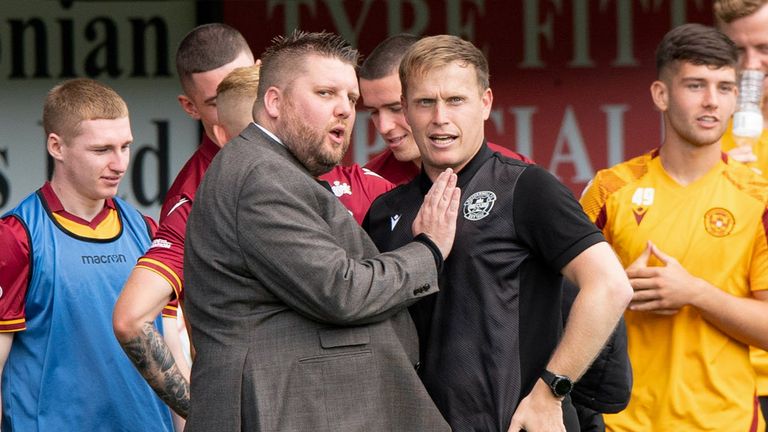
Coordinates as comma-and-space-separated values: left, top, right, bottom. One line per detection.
184, 124, 450, 432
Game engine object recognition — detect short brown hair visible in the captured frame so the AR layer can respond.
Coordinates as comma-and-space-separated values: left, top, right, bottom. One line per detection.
175, 23, 253, 95
42, 78, 128, 138
256, 30, 359, 105
655, 23, 737, 78
714, 0, 768, 23
216, 64, 261, 137
359, 34, 419, 80
399, 34, 489, 97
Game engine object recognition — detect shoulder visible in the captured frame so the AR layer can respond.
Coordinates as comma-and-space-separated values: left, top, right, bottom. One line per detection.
487, 141, 534, 164
0, 215, 30, 252
582, 152, 654, 203
723, 159, 768, 205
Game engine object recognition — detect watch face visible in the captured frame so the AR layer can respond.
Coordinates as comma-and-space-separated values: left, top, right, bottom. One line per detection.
553, 377, 573, 396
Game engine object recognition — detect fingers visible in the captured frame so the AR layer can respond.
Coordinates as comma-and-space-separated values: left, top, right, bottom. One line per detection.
627, 241, 652, 270
626, 266, 658, 280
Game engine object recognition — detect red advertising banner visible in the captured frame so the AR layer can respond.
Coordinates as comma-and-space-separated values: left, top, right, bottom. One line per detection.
223, 0, 714, 194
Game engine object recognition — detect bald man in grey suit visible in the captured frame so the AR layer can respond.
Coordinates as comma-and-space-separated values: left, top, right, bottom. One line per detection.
183, 30, 460, 431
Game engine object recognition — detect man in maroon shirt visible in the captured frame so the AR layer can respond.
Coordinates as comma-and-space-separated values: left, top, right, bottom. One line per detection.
112, 23, 254, 421
361, 34, 533, 186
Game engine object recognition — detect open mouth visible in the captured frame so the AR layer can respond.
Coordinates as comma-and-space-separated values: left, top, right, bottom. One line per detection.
696, 115, 718, 127
329, 126, 345, 143
387, 134, 407, 148
429, 134, 458, 147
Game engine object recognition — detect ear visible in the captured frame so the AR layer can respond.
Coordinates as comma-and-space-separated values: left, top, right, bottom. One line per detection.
47, 133, 65, 161
650, 80, 668, 112
262, 87, 282, 120
177, 94, 201, 120
480, 87, 494, 120
211, 123, 229, 147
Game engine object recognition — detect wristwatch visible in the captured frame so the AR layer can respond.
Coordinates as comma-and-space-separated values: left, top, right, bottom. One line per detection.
541, 369, 573, 398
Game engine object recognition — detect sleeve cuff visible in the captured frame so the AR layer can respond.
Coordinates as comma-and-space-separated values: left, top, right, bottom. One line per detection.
413, 233, 444, 273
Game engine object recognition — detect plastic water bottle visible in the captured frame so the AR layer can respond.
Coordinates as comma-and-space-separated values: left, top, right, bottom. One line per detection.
733, 69, 765, 148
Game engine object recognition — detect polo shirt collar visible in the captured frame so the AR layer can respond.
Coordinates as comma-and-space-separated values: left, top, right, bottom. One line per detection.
418, 140, 493, 193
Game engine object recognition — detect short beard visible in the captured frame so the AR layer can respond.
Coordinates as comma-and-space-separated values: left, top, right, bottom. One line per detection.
280, 102, 348, 176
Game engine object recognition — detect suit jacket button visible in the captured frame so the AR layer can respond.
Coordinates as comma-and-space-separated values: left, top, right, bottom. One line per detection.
414, 361, 421, 371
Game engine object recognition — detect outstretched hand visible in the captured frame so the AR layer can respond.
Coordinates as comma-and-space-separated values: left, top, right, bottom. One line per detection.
412, 168, 461, 259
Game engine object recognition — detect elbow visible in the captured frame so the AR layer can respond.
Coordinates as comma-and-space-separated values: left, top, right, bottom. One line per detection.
112, 303, 142, 344
612, 276, 633, 310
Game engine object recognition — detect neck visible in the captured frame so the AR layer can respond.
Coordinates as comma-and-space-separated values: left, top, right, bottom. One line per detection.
49, 177, 105, 222
658, 139, 721, 186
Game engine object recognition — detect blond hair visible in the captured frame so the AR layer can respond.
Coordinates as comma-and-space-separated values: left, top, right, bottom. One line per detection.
43, 78, 128, 138
399, 34, 489, 97
216, 64, 260, 139
714, 0, 768, 23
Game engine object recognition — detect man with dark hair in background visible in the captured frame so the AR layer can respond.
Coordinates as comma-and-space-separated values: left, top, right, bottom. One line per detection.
582, 23, 768, 430
113, 23, 254, 421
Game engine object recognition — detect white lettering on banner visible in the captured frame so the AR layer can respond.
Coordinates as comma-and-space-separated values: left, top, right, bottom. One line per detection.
507, 107, 537, 161
602, 104, 629, 167
548, 106, 593, 183
265, 0, 706, 70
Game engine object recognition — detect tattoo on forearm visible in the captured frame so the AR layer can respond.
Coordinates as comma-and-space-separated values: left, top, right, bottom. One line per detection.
120, 322, 191, 418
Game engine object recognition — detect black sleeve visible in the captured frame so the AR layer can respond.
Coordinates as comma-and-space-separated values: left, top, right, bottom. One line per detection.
513, 165, 605, 272
562, 279, 633, 414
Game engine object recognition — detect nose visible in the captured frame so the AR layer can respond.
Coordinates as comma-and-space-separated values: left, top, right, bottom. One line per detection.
377, 111, 396, 134
111, 148, 129, 174
334, 97, 353, 119
432, 101, 448, 125
702, 86, 719, 109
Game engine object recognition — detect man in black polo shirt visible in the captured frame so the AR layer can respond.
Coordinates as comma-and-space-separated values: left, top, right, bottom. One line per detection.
363, 35, 632, 432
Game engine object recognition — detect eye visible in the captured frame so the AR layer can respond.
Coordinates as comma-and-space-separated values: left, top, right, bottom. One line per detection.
318, 90, 332, 97
687, 83, 703, 90
417, 99, 435, 107
447, 96, 464, 104
349, 96, 358, 106
719, 84, 735, 93
389, 105, 403, 113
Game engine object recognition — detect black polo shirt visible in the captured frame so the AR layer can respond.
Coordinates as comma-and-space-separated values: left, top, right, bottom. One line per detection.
364, 143, 604, 431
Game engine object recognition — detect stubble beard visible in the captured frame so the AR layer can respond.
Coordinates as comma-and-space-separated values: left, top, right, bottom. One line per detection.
281, 104, 349, 176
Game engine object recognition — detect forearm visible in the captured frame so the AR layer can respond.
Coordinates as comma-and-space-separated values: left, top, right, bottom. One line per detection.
548, 281, 628, 380
690, 281, 768, 350
119, 322, 190, 418
548, 242, 632, 380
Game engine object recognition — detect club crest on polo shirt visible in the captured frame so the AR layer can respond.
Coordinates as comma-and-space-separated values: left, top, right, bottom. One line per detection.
331, 181, 352, 197
463, 191, 497, 221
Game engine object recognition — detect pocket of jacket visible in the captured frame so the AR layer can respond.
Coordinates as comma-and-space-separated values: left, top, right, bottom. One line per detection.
318, 327, 370, 348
